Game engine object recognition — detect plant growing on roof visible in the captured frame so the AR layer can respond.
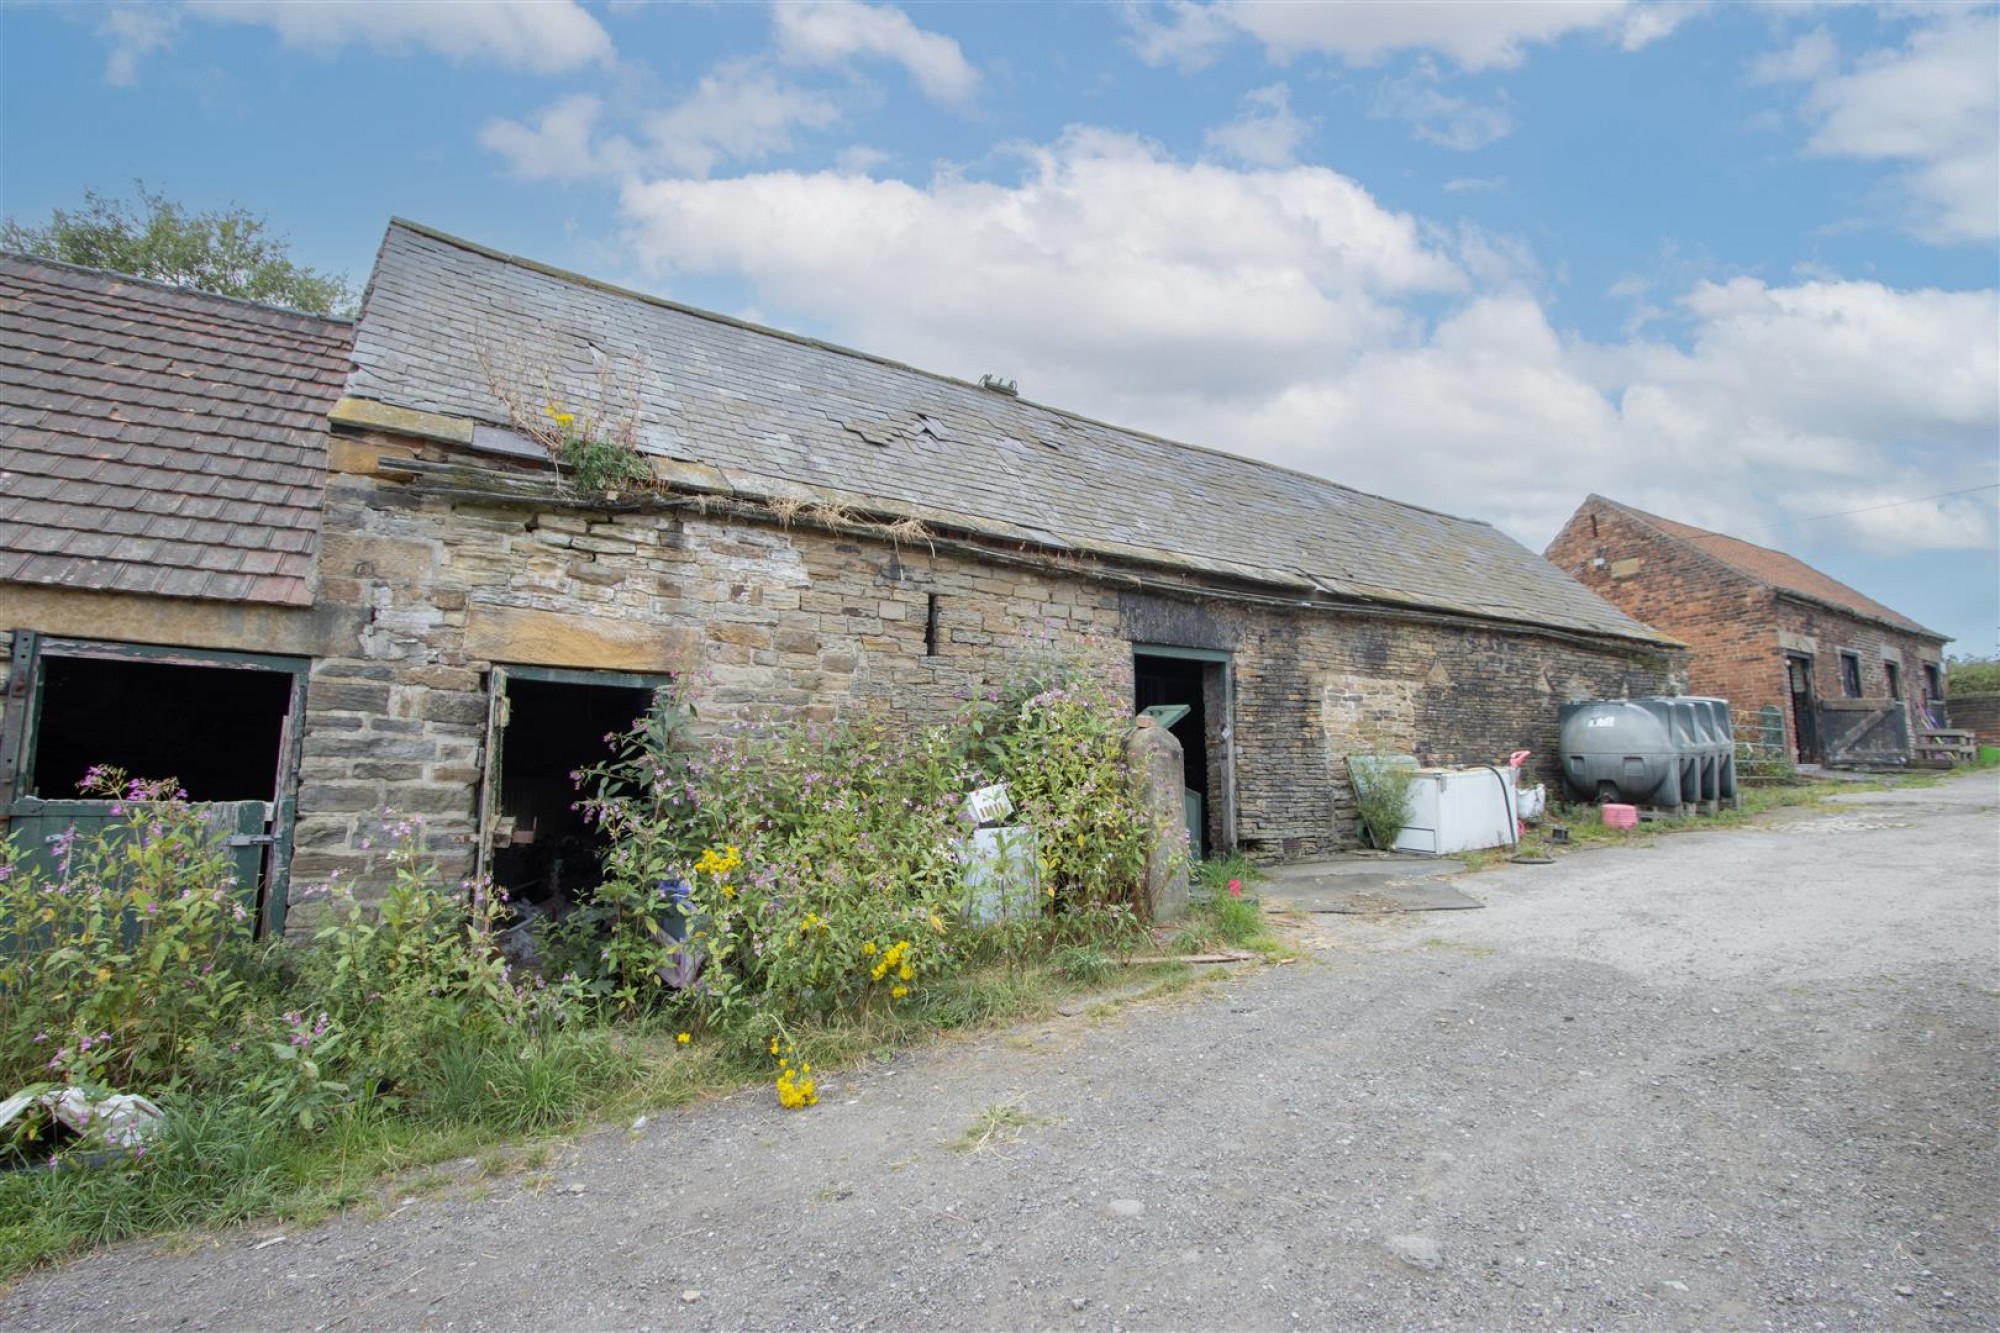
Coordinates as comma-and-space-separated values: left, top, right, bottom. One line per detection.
478, 342, 654, 498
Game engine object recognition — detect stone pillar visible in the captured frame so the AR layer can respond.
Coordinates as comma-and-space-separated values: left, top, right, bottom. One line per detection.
1126, 716, 1190, 921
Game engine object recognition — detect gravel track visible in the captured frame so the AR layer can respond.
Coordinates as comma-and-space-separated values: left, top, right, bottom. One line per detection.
5, 771, 1994, 1331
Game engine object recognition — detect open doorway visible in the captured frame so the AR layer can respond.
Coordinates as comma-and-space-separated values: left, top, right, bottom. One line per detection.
478, 667, 663, 914
1132, 647, 1232, 860
0, 633, 307, 935
1786, 653, 1820, 764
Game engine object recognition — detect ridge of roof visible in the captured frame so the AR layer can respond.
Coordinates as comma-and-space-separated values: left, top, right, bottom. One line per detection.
0, 250, 355, 330
1592, 494, 1945, 641
382, 218, 1489, 530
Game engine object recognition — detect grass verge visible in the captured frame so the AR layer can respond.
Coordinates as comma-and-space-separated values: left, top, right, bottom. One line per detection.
0, 891, 1274, 1286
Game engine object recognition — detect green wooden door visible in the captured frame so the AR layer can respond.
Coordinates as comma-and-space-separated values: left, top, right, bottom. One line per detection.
4, 798, 271, 941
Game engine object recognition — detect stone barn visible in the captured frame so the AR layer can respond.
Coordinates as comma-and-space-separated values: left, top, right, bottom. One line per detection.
2, 226, 1684, 929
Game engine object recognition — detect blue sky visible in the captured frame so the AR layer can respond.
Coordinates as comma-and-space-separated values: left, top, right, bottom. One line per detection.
4, 1, 1996, 656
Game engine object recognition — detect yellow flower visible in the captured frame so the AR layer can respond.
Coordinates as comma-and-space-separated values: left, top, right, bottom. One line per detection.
898, 963, 913, 982
891, 985, 909, 999
676, 1031, 691, 1045
862, 941, 877, 956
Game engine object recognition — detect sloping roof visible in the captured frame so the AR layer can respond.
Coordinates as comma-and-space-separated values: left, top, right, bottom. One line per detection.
1592, 495, 1944, 641
344, 220, 1670, 645
0, 255, 351, 607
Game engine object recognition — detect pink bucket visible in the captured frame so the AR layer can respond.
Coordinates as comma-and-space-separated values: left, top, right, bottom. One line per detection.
1601, 803, 1638, 829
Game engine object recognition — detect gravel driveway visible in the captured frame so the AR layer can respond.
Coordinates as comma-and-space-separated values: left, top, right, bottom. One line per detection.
6, 771, 1995, 1331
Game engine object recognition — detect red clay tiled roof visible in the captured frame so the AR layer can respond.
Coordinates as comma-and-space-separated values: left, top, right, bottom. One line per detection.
1605, 496, 1943, 640
0, 255, 351, 607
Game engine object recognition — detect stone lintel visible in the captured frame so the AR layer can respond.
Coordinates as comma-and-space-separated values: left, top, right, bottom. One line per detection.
0, 584, 360, 658
329, 397, 475, 446
464, 603, 698, 673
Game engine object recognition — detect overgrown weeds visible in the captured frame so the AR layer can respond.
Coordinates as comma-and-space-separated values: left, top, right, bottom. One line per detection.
0, 660, 1187, 1279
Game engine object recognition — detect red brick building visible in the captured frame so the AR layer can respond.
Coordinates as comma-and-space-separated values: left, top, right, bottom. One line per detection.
1546, 495, 1949, 765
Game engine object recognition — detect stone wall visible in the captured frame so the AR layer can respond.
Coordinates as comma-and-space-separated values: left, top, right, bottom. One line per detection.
1118, 591, 1680, 860
276, 434, 1681, 911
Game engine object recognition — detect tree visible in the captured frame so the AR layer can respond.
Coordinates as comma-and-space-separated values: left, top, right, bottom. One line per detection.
1, 184, 354, 317
1946, 654, 2000, 695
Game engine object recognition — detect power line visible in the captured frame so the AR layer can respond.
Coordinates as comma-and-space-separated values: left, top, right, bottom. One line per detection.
1685, 482, 1999, 540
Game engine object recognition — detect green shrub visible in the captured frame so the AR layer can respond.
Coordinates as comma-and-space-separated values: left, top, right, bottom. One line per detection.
570, 664, 1151, 1043
1349, 755, 1416, 850
0, 768, 261, 1096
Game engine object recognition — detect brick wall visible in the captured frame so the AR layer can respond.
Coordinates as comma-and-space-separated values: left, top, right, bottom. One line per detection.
283, 440, 1680, 915
1771, 599, 1945, 717
1547, 498, 1947, 760
1946, 694, 2000, 744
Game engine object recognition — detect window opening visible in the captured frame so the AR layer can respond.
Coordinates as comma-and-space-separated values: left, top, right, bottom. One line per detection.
1923, 663, 1942, 702
488, 675, 656, 915
1884, 661, 1901, 701
1839, 651, 1863, 699
1, 637, 306, 938
31, 655, 292, 802
924, 593, 941, 657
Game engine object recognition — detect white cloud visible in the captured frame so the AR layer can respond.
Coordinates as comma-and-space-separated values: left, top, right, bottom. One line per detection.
482, 68, 842, 182
1121, 0, 1241, 70
773, 0, 979, 104
1443, 176, 1506, 193
621, 128, 1461, 403
1203, 84, 1310, 167
1750, 27, 1838, 85
98, 6, 180, 85
643, 64, 843, 177
481, 94, 634, 183
183, 0, 613, 74
1372, 61, 1514, 150
1780, 14, 1999, 244
608, 128, 1997, 565
1126, 0, 1676, 72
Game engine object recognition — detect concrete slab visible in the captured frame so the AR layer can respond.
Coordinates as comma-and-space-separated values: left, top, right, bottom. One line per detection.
1277, 881, 1485, 914
1259, 854, 1484, 913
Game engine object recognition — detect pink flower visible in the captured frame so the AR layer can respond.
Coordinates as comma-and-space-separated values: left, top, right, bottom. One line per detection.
1227, 879, 1243, 898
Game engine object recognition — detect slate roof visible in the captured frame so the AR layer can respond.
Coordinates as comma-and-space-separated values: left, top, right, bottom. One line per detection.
346, 221, 1670, 645
1592, 495, 1944, 641
0, 255, 351, 607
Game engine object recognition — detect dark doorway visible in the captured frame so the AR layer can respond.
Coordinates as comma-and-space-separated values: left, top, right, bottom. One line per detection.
483, 671, 658, 910
0, 634, 307, 937
1786, 654, 1820, 764
31, 655, 293, 801
1132, 650, 1230, 859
